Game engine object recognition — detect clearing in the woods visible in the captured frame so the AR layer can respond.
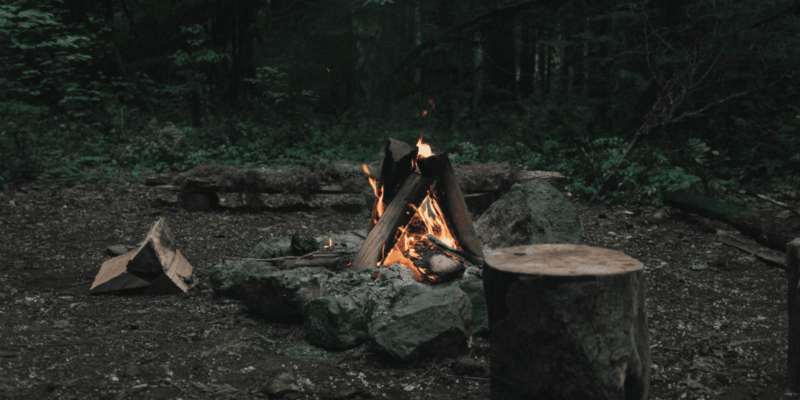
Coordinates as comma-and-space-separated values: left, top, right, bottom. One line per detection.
0, 172, 793, 400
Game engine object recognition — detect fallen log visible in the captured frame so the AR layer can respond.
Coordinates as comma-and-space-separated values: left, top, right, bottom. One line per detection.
664, 191, 800, 253
145, 164, 563, 197
484, 244, 650, 400
717, 230, 786, 268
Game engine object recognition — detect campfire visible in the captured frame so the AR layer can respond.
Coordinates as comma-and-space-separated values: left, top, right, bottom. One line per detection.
352, 137, 484, 282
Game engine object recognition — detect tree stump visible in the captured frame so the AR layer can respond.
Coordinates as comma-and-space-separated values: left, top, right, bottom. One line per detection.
787, 238, 800, 392
483, 244, 650, 400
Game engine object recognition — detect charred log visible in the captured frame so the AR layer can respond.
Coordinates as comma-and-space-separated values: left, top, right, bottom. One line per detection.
351, 174, 433, 272
417, 153, 485, 265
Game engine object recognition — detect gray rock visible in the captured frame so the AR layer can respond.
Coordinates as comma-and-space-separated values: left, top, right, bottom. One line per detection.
106, 245, 129, 256
304, 295, 375, 350
301, 264, 420, 350
475, 179, 581, 250
208, 259, 278, 299
247, 236, 293, 259
651, 209, 669, 222
455, 276, 489, 334
262, 372, 300, 397
237, 267, 333, 321
369, 284, 472, 362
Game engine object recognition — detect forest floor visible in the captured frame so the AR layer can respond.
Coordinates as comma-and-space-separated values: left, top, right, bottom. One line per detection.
0, 174, 795, 400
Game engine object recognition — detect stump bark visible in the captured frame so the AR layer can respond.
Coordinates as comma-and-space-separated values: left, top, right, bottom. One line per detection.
787, 238, 800, 392
484, 244, 650, 400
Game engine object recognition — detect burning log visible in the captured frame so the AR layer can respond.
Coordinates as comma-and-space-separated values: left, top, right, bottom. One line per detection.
417, 154, 485, 265
425, 254, 463, 276
368, 138, 419, 229
352, 173, 433, 272
483, 244, 650, 400
91, 218, 192, 295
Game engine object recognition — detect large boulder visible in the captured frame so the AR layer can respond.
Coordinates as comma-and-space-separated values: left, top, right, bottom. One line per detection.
304, 294, 375, 350
302, 265, 421, 350
369, 284, 472, 362
475, 179, 581, 250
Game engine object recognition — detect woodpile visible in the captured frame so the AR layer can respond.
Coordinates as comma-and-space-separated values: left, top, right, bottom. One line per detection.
90, 218, 192, 295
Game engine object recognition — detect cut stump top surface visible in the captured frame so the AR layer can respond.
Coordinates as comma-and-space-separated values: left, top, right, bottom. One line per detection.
485, 244, 642, 276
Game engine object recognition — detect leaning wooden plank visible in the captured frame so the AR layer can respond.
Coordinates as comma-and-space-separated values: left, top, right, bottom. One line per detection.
717, 230, 786, 268
664, 191, 800, 253
127, 218, 176, 274
90, 251, 151, 294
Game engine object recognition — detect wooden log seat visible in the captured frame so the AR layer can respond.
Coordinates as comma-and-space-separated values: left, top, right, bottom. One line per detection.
483, 244, 651, 400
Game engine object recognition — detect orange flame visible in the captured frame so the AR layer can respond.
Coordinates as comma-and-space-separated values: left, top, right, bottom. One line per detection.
416, 136, 434, 158
324, 237, 332, 249
362, 137, 462, 282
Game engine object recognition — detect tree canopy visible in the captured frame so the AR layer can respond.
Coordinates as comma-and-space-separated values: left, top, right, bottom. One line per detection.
1, 0, 798, 203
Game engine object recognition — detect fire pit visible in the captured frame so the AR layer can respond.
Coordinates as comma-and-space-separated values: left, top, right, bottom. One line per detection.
208, 138, 490, 361
353, 138, 484, 283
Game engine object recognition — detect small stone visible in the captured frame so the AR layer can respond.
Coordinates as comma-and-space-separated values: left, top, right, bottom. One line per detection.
247, 236, 293, 259
292, 234, 320, 256
651, 209, 668, 222
106, 245, 129, 256
262, 372, 300, 397
451, 357, 487, 377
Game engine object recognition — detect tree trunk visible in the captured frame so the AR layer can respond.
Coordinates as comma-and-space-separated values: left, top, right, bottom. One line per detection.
471, 29, 484, 125
413, 0, 422, 86
513, 15, 522, 97
664, 191, 800, 253
484, 244, 650, 400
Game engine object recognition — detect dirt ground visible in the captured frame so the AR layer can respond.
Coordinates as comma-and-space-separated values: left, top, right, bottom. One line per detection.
0, 176, 795, 399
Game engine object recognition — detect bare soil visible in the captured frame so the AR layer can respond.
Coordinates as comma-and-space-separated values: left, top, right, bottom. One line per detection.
0, 176, 795, 400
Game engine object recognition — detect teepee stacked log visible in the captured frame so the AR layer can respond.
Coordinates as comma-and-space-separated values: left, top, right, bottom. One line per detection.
90, 218, 193, 295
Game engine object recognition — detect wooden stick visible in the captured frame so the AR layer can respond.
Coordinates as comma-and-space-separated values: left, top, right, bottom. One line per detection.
223, 252, 353, 271
426, 234, 478, 265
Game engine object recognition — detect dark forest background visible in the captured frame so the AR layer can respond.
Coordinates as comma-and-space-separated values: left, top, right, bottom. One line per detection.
1, 0, 798, 204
